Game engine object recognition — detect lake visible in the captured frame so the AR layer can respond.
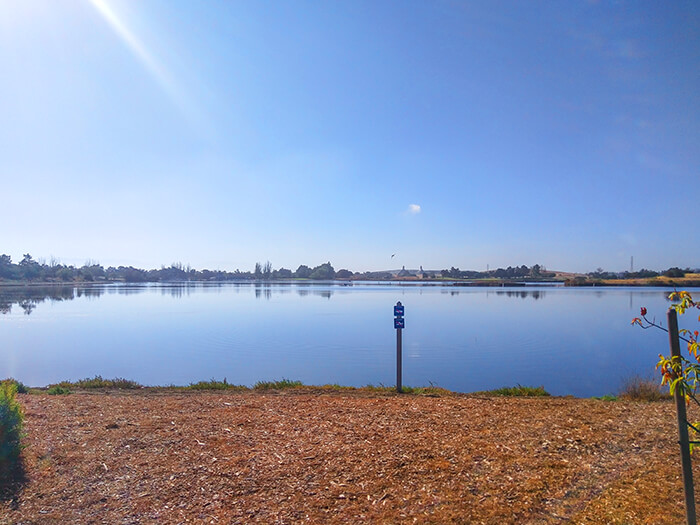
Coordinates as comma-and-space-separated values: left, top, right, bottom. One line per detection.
1, 282, 697, 397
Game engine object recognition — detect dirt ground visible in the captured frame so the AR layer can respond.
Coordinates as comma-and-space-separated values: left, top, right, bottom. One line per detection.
1, 390, 697, 524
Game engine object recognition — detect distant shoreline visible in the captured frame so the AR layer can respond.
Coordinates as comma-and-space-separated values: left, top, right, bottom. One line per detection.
1, 277, 700, 288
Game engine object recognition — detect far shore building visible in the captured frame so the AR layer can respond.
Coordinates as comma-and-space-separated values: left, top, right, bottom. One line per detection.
397, 266, 413, 278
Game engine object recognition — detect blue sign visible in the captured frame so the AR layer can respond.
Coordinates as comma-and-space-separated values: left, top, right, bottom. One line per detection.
394, 317, 405, 329
394, 305, 404, 317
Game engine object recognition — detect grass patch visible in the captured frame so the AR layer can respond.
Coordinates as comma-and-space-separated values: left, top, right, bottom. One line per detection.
318, 384, 356, 391
619, 375, 667, 401
592, 394, 618, 401
47, 385, 71, 395
400, 385, 453, 396
253, 379, 304, 390
474, 385, 550, 397
53, 376, 142, 390
361, 384, 393, 393
0, 380, 25, 469
187, 378, 247, 391
360, 384, 454, 396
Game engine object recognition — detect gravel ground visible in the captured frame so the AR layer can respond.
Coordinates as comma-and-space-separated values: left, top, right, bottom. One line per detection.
1, 390, 696, 524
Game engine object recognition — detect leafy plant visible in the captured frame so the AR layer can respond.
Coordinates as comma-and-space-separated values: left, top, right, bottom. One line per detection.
0, 380, 25, 467
47, 385, 71, 395
632, 291, 700, 400
633, 291, 700, 449
2, 378, 29, 394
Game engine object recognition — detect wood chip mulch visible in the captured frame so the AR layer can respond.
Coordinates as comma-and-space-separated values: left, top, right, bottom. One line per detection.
1, 391, 696, 524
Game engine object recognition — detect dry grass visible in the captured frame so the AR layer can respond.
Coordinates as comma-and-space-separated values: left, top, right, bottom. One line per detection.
601, 275, 700, 287
619, 375, 667, 402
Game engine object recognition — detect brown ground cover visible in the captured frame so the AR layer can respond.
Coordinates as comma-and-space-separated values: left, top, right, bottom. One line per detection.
1, 390, 696, 524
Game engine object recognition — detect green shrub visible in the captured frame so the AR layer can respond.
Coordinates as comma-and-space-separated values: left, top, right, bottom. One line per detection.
619, 375, 666, 401
54, 376, 142, 389
320, 383, 353, 391
0, 380, 25, 467
361, 384, 453, 396
187, 378, 246, 391
2, 378, 29, 394
47, 385, 71, 395
592, 394, 618, 401
475, 385, 550, 397
253, 379, 304, 390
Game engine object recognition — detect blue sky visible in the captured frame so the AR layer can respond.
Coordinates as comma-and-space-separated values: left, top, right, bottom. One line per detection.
1, 1, 698, 273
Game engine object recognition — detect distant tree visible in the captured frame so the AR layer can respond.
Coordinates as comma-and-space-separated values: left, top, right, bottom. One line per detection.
263, 261, 272, 279
275, 268, 293, 279
0, 254, 14, 279
309, 262, 335, 280
254, 262, 262, 279
294, 265, 312, 278
664, 267, 686, 278
89, 264, 105, 279
57, 267, 74, 281
336, 269, 352, 279
19, 253, 40, 280
530, 264, 541, 277
624, 268, 660, 279
156, 264, 188, 282
121, 266, 148, 282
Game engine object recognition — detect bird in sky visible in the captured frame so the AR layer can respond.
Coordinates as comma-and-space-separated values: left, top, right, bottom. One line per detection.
391, 254, 396, 258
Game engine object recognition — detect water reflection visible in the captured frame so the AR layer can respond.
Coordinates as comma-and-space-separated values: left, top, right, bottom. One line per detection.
0, 282, 679, 315
294, 287, 333, 299
496, 290, 545, 300
161, 285, 195, 298
0, 286, 82, 315
76, 287, 104, 299
254, 284, 272, 300
440, 288, 548, 299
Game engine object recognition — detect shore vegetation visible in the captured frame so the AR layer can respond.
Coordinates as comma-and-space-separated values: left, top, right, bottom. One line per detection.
4, 252, 696, 286
0, 379, 25, 469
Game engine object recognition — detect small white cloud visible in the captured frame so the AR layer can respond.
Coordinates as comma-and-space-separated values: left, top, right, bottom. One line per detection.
408, 204, 421, 214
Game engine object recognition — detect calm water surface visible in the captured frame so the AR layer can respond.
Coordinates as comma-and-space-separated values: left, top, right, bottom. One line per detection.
2, 282, 697, 397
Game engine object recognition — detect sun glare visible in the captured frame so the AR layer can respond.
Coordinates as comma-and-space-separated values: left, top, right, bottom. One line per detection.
87, 0, 197, 123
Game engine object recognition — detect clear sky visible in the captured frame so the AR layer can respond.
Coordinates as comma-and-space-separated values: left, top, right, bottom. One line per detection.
1, 1, 698, 273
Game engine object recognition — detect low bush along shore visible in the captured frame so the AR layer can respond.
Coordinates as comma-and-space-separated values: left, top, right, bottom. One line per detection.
0, 377, 693, 525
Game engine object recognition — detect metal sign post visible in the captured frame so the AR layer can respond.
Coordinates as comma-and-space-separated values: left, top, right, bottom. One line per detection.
394, 302, 404, 393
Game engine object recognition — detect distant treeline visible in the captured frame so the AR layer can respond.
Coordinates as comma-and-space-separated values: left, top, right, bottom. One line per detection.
0, 255, 554, 283
1, 253, 696, 284
438, 264, 555, 280
586, 267, 698, 280
0, 254, 346, 283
